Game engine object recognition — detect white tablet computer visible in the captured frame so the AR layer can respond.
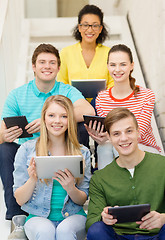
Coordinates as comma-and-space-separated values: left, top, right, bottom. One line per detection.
34, 155, 83, 179
71, 79, 106, 98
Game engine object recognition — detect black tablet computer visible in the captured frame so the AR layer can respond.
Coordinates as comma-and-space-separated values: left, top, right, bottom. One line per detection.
108, 204, 150, 223
3, 116, 33, 138
71, 79, 106, 98
83, 115, 106, 132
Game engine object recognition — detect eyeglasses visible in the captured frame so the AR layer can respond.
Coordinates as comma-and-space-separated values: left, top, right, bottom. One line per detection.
79, 23, 101, 31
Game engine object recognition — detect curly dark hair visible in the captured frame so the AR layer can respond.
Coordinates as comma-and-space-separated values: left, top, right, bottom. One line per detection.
72, 4, 109, 44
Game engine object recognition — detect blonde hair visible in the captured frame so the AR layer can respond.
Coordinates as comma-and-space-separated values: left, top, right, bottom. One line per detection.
36, 95, 81, 156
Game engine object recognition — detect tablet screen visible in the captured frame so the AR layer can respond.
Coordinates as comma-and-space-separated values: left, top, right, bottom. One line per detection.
108, 204, 150, 223
71, 79, 106, 98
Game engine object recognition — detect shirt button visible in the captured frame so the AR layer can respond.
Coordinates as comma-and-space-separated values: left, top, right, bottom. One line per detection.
65, 212, 69, 217
132, 186, 135, 189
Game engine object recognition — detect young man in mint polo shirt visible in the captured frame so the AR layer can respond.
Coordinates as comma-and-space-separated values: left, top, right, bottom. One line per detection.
86, 107, 165, 240
0, 43, 95, 220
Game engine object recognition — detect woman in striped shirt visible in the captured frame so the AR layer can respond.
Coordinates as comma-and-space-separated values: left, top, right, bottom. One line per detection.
86, 44, 161, 169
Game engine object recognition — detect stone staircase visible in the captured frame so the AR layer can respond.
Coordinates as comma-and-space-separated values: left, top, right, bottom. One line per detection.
0, 15, 164, 239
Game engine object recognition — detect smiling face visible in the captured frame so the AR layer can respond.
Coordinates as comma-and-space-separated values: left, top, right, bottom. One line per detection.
78, 14, 103, 44
32, 52, 60, 83
45, 102, 68, 139
107, 51, 134, 84
108, 116, 139, 157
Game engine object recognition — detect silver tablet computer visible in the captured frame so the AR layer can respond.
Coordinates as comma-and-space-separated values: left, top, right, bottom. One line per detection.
71, 79, 106, 98
34, 155, 83, 179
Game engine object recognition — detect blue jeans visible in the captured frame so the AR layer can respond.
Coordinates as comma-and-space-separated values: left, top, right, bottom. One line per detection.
77, 122, 89, 149
0, 142, 27, 220
87, 221, 165, 240
24, 215, 87, 240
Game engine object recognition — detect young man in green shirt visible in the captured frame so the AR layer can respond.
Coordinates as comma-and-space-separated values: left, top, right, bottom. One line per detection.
86, 107, 165, 239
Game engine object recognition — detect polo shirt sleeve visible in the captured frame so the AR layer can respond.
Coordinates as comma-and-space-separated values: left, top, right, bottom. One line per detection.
1, 89, 20, 120
59, 83, 85, 103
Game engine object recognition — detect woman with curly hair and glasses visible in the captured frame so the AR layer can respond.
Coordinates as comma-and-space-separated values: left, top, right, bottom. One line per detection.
57, 4, 114, 99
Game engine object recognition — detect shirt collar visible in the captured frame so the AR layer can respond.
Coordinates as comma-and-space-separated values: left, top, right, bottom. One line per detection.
32, 78, 56, 97
78, 41, 102, 51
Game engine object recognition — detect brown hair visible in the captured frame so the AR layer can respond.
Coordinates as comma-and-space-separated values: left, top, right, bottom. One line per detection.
32, 43, 61, 67
104, 107, 138, 134
107, 44, 140, 94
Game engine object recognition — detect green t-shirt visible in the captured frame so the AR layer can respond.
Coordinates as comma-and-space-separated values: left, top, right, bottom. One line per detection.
26, 180, 86, 222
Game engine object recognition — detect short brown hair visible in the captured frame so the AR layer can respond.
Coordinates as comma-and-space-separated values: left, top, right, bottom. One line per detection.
32, 43, 61, 67
104, 107, 138, 134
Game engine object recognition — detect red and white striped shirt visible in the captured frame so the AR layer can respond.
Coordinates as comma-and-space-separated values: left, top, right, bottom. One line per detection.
96, 86, 161, 152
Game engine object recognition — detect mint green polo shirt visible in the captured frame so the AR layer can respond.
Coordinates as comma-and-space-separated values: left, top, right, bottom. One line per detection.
1, 79, 84, 144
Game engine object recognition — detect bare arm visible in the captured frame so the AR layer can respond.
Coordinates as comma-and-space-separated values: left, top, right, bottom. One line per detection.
0, 120, 23, 144
73, 99, 95, 122
14, 158, 38, 206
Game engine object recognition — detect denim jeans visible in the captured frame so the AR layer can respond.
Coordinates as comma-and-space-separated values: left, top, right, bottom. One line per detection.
87, 221, 165, 240
24, 215, 87, 240
77, 122, 89, 149
0, 142, 27, 220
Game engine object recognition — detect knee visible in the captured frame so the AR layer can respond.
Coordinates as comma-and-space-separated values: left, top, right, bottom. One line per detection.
25, 220, 55, 240
0, 142, 20, 163
36, 227, 55, 239
56, 223, 72, 237
87, 221, 104, 239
